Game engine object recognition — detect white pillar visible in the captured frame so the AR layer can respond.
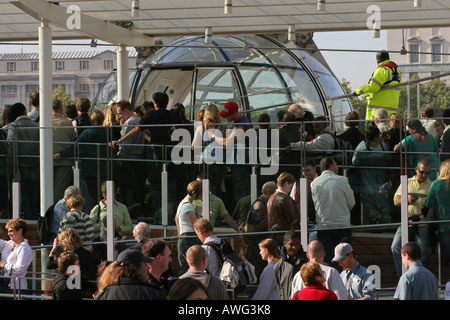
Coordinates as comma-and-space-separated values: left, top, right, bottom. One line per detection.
400, 175, 409, 274
106, 181, 115, 261
117, 44, 129, 101
39, 20, 53, 216
299, 178, 308, 250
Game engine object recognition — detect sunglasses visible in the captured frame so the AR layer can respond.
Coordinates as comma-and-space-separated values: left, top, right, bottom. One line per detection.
418, 169, 431, 175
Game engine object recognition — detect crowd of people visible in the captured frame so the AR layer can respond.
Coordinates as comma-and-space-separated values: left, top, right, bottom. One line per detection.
1, 88, 450, 301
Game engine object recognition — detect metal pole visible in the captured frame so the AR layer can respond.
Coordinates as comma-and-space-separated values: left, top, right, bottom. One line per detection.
299, 178, 308, 250
39, 20, 53, 215
161, 162, 168, 230
400, 175, 409, 274
12, 182, 20, 219
106, 180, 115, 261
250, 165, 257, 203
202, 179, 210, 221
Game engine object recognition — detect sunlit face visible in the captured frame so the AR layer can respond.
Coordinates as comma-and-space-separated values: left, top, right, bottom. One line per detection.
316, 267, 326, 284
284, 238, 301, 257
338, 253, 353, 270
415, 163, 431, 183
303, 165, 316, 181
7, 227, 22, 243
259, 246, 269, 261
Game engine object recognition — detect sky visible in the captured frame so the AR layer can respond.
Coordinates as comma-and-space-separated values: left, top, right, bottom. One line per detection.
0, 30, 388, 90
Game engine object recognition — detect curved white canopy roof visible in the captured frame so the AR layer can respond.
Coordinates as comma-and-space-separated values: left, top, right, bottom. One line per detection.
2, 0, 450, 45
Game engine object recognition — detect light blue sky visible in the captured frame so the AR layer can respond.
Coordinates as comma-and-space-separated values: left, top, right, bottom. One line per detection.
1, 30, 387, 91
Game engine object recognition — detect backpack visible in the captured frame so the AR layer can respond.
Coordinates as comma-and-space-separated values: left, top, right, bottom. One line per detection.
37, 204, 57, 244
319, 131, 355, 166
205, 238, 257, 293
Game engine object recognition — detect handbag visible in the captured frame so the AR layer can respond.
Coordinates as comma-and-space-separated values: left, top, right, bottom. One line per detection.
422, 203, 437, 222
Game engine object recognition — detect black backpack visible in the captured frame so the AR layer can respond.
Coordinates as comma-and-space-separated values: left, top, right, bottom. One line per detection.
37, 204, 57, 244
205, 238, 257, 293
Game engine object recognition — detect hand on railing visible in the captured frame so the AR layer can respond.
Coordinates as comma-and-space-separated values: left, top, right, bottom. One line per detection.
53, 153, 62, 161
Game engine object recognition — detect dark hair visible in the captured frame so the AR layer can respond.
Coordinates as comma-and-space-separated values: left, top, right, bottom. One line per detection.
345, 111, 361, 127
401, 242, 421, 261
53, 99, 63, 112
141, 239, 169, 258
153, 92, 169, 109
65, 104, 78, 119
10, 103, 27, 122
365, 125, 381, 148
407, 119, 427, 135
57, 251, 79, 274
29, 91, 39, 107
76, 97, 91, 113
284, 230, 300, 242
420, 104, 434, 118
442, 108, 450, 126
377, 50, 390, 62
168, 278, 208, 300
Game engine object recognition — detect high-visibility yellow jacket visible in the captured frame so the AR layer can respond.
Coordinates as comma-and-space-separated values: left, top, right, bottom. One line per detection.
356, 60, 401, 120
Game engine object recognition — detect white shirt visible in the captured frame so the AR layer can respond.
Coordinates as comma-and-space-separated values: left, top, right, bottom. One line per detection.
311, 170, 355, 228
291, 262, 349, 300
0, 239, 33, 290
176, 200, 196, 235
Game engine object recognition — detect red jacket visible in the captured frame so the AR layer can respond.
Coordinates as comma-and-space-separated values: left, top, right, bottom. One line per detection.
291, 284, 338, 300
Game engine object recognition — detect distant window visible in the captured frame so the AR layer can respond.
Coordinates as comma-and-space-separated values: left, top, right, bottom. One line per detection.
25, 84, 39, 94
55, 61, 65, 71
409, 44, 419, 63
80, 61, 89, 70
31, 61, 39, 71
1, 85, 17, 94
79, 83, 90, 92
7, 62, 16, 72
104, 60, 113, 70
432, 43, 442, 62
431, 71, 440, 77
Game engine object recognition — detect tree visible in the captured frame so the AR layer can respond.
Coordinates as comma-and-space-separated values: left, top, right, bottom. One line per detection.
52, 84, 75, 107
398, 76, 450, 119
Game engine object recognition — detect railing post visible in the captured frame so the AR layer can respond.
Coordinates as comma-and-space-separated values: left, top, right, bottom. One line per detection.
106, 180, 115, 261
299, 178, 308, 250
400, 174, 409, 274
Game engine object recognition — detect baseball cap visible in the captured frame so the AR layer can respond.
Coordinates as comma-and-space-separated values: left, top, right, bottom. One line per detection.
219, 101, 239, 117
332, 243, 353, 262
117, 249, 154, 266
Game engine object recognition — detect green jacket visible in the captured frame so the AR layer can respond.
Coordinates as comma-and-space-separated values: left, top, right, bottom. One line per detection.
356, 60, 401, 120
90, 200, 134, 237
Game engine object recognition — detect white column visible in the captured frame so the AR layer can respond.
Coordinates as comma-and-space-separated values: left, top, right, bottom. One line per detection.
400, 175, 409, 274
299, 178, 308, 250
106, 181, 115, 261
117, 44, 129, 101
39, 20, 53, 215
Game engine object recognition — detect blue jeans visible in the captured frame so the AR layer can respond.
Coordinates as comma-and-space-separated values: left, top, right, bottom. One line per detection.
177, 236, 201, 274
391, 225, 429, 278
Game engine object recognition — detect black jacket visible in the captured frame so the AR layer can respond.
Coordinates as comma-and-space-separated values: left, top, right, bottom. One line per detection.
95, 278, 166, 300
52, 273, 83, 300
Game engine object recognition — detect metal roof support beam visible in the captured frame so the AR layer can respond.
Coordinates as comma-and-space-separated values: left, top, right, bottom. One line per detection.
10, 0, 155, 46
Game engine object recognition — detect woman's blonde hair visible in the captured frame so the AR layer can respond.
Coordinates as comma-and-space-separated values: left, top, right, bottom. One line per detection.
203, 104, 221, 125
439, 159, 450, 189
388, 113, 404, 130
65, 193, 85, 210
5, 218, 27, 236
59, 228, 83, 251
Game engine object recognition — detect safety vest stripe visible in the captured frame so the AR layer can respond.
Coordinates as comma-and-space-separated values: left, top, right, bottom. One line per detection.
367, 105, 399, 112
370, 78, 383, 87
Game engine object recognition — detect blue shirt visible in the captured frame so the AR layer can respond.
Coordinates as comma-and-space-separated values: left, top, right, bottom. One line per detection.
340, 261, 376, 300
394, 261, 439, 300
51, 199, 69, 237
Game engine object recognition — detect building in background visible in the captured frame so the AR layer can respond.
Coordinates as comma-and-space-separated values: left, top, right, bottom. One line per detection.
387, 27, 450, 83
0, 50, 137, 110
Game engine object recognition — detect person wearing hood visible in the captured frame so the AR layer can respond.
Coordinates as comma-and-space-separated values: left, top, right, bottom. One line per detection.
353, 50, 401, 123
179, 245, 228, 300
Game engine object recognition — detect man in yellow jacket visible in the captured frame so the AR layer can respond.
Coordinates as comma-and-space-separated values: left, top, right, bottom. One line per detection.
353, 50, 401, 124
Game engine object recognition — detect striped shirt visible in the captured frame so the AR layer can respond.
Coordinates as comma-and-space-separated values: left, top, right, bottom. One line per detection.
59, 210, 95, 245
